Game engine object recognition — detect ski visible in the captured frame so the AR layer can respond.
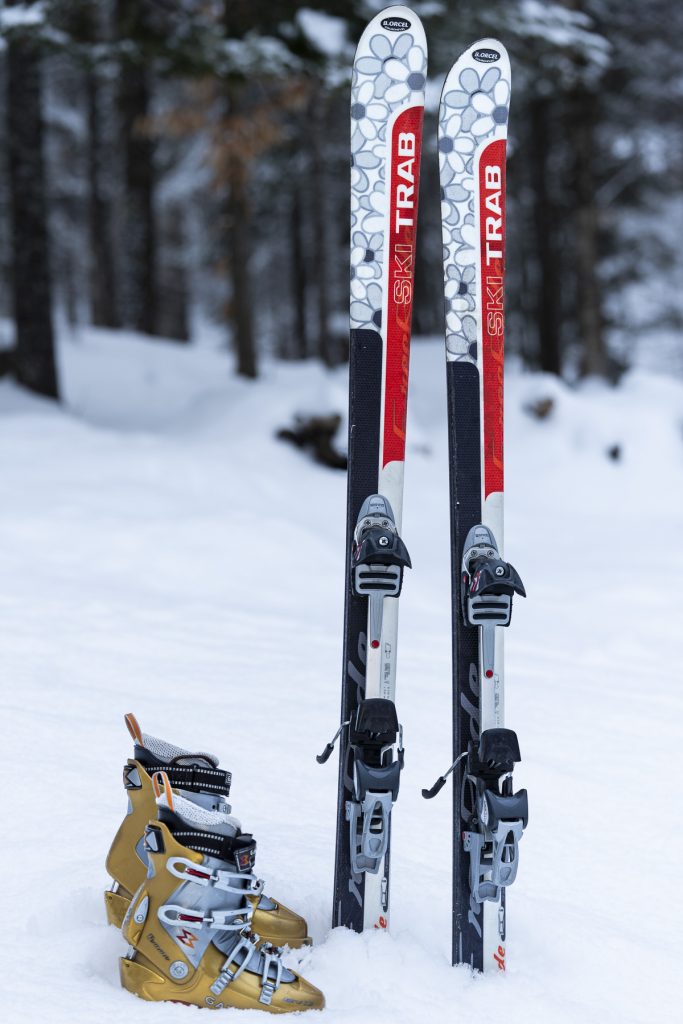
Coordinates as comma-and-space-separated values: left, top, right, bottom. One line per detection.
317, 6, 426, 932
422, 39, 528, 971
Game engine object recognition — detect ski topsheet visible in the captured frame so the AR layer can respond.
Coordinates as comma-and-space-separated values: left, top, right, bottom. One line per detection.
319, 6, 426, 933
432, 39, 528, 971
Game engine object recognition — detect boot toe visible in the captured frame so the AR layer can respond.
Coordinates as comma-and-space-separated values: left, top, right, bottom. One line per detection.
253, 898, 311, 947
271, 975, 325, 1012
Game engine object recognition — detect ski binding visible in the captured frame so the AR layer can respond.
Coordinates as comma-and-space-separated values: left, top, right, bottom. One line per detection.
317, 494, 409, 876
461, 524, 525, 679
346, 698, 403, 874
462, 728, 528, 903
352, 495, 411, 650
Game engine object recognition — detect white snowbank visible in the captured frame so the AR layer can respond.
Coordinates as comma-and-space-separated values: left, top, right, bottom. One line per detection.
0, 327, 681, 1023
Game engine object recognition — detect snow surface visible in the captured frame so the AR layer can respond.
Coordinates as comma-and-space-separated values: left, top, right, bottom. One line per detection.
1, 328, 682, 1023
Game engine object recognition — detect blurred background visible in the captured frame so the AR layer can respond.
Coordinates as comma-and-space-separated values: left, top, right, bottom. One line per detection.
1, 0, 681, 398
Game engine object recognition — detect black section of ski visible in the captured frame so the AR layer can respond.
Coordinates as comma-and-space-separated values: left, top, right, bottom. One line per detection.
333, 327, 383, 930
447, 359, 483, 970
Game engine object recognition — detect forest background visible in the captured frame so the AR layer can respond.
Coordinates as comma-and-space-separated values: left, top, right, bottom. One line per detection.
0, 0, 681, 396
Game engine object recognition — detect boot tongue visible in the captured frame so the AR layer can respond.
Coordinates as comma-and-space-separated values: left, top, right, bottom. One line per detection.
160, 787, 240, 838
143, 733, 220, 769
125, 713, 221, 769
171, 752, 219, 770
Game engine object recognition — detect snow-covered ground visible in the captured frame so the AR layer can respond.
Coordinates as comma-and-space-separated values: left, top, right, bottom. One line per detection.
1, 328, 681, 1023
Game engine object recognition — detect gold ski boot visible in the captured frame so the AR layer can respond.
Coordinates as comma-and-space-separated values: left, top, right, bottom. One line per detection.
106, 713, 310, 947
121, 773, 324, 1012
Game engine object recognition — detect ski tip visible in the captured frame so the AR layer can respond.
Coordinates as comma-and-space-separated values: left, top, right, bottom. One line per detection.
355, 5, 427, 61
441, 37, 510, 100
469, 37, 510, 60
438, 36, 511, 170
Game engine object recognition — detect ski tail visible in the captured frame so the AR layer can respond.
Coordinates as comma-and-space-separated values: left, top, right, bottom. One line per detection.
326, 5, 426, 933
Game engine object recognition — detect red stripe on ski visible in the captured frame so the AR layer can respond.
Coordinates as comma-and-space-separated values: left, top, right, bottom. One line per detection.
479, 137, 506, 497
382, 106, 423, 469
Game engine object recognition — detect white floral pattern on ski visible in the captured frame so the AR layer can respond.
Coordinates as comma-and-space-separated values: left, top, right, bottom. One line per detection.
439, 42, 511, 362
350, 14, 427, 334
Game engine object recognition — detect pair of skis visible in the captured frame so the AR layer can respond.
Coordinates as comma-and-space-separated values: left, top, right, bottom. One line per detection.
317, 6, 528, 972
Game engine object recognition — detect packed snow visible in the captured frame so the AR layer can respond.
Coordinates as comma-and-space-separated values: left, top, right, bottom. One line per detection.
1, 328, 681, 1023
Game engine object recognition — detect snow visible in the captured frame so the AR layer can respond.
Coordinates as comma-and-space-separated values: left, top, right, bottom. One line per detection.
516, 1, 610, 68
297, 9, 347, 58
1, 327, 681, 1023
0, 2, 46, 31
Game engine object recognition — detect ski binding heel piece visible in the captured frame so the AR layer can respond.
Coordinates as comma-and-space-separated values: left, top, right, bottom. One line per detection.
461, 524, 525, 679
352, 495, 411, 650
463, 728, 528, 904
346, 698, 403, 874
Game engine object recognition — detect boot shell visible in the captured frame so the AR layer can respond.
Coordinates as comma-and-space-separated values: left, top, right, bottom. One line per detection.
106, 758, 310, 946
121, 821, 323, 1012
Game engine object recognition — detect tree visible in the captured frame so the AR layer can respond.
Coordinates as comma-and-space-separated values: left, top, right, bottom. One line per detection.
222, 90, 257, 379
529, 96, 562, 375
5, 1, 58, 398
84, 4, 120, 329
116, 0, 158, 335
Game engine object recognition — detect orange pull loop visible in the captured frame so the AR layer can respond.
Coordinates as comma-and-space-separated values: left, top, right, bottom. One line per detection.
152, 770, 174, 811
124, 713, 143, 746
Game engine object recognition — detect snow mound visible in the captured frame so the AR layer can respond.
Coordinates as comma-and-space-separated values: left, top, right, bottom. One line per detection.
1, 327, 681, 1023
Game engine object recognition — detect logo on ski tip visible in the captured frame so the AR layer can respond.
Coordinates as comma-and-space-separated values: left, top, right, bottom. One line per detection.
494, 945, 506, 970
374, 916, 388, 929
473, 48, 500, 63
381, 17, 411, 31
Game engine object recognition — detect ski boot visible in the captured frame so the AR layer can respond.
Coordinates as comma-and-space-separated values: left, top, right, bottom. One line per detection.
120, 772, 324, 1012
106, 713, 310, 947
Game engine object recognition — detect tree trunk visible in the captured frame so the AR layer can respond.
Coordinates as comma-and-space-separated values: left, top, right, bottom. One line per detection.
290, 186, 308, 360
222, 1, 257, 377
86, 66, 120, 328
6, 16, 58, 398
225, 147, 257, 378
158, 205, 190, 342
530, 98, 562, 375
572, 90, 607, 377
117, 0, 157, 335
309, 81, 331, 366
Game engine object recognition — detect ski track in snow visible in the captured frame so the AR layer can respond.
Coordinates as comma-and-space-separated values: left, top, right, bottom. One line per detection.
0, 328, 681, 1023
